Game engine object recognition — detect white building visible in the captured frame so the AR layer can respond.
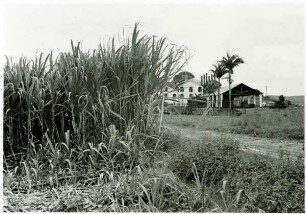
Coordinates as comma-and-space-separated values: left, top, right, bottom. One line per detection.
164, 78, 203, 106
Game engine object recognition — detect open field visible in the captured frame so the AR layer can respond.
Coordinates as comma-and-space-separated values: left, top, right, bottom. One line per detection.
164, 107, 304, 141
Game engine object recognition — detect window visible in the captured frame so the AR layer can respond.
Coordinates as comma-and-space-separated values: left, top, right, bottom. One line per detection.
189, 87, 193, 92
198, 87, 202, 92
180, 87, 184, 92
164, 94, 168, 98
173, 94, 177, 98
180, 94, 184, 98
189, 94, 193, 98
165, 87, 168, 92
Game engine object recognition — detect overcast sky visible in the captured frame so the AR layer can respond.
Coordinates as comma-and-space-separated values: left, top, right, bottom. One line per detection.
3, 0, 304, 96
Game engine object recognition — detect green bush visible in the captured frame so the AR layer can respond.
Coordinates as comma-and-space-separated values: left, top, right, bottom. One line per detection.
229, 152, 304, 213
168, 137, 304, 212
169, 137, 241, 183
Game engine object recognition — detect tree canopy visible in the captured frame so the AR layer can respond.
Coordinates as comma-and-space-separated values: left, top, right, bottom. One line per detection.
172, 71, 194, 85
209, 63, 226, 79
203, 80, 221, 95
219, 52, 244, 74
279, 95, 285, 106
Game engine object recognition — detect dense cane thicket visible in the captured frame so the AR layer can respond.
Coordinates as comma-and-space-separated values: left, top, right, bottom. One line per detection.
4, 24, 187, 171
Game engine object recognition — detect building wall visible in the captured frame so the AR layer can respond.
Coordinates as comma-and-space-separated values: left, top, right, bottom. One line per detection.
164, 86, 179, 105
165, 80, 203, 106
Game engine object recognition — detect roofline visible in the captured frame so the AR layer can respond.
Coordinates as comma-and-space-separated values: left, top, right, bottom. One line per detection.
203, 83, 263, 96
177, 78, 202, 86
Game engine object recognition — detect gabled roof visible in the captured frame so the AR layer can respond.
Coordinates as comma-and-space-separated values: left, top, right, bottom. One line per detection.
219, 83, 240, 94
204, 83, 263, 96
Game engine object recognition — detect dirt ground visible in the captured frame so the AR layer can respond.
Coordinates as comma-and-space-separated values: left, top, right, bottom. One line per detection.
165, 125, 304, 158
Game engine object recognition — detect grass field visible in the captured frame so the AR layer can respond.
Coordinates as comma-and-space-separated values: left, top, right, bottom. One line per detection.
163, 107, 304, 141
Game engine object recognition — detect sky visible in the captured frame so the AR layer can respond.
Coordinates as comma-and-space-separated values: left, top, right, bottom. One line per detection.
2, 0, 305, 96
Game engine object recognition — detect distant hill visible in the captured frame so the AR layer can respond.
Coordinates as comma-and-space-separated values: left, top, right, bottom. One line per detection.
269, 95, 304, 105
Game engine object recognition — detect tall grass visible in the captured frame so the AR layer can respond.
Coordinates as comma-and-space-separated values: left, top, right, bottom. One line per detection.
4, 24, 187, 189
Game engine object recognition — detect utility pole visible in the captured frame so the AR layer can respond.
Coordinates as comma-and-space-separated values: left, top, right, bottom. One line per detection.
265, 86, 267, 97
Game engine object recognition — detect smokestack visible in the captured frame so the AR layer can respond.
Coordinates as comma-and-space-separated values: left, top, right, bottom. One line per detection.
208, 76, 210, 82
205, 73, 208, 84
201, 75, 204, 85
211, 74, 214, 81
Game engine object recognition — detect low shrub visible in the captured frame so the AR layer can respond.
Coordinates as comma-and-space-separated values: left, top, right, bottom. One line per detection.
168, 136, 304, 212
168, 137, 241, 184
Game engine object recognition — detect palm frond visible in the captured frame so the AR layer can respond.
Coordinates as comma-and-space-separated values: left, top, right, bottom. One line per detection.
218, 52, 244, 72
210, 63, 227, 79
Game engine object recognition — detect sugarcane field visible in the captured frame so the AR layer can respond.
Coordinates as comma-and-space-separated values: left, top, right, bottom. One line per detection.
2, 1, 305, 213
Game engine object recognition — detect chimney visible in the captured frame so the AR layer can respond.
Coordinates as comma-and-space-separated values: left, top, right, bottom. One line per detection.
208, 76, 210, 82
201, 75, 204, 85
205, 73, 208, 84
211, 74, 214, 81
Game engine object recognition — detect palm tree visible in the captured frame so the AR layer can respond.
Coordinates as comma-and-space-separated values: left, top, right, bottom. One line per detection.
209, 63, 226, 108
203, 80, 220, 108
219, 52, 244, 109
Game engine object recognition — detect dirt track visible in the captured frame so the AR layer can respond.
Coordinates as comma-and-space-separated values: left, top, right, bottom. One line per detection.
165, 125, 304, 158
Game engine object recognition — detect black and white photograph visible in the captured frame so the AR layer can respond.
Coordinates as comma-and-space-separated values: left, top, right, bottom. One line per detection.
2, 0, 304, 212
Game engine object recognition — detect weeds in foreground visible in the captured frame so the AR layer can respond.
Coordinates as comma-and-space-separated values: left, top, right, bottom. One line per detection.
4, 131, 304, 212
168, 136, 304, 212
